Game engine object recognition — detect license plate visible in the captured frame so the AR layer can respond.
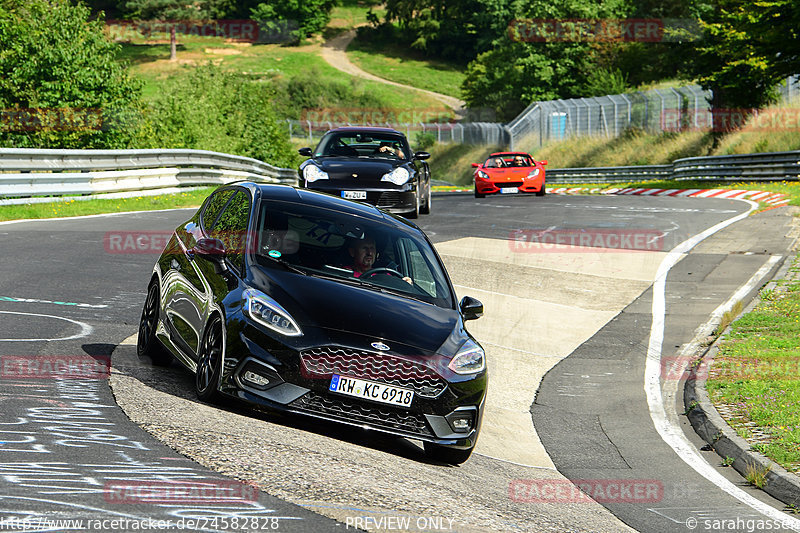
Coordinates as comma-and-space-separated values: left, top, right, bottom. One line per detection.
342, 191, 367, 200
329, 374, 414, 407
500, 187, 519, 194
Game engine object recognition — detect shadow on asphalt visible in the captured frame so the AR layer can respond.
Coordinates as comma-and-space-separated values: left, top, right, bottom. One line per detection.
111, 343, 462, 467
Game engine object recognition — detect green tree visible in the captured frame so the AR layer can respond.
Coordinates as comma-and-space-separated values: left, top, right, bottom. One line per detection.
123, 0, 219, 60
689, 0, 799, 133
461, 0, 629, 121
381, 0, 513, 62
0, 0, 142, 148
250, 0, 337, 42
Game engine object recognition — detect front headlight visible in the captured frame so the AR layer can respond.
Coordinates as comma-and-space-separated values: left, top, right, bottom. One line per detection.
526, 168, 541, 178
477, 171, 490, 180
381, 167, 410, 185
303, 164, 329, 183
243, 288, 302, 337
448, 339, 485, 374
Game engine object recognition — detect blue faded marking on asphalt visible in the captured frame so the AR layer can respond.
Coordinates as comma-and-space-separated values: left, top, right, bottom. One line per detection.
0, 296, 108, 309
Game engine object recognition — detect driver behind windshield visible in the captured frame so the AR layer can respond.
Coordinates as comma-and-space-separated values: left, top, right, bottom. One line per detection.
377, 141, 405, 159
348, 235, 412, 284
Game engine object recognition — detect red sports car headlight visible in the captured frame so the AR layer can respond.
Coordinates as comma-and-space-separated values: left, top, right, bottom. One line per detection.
477, 171, 490, 180
526, 169, 541, 178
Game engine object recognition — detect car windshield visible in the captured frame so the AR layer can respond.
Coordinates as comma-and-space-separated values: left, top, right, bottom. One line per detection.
315, 132, 410, 160
485, 157, 508, 168
251, 200, 453, 308
510, 155, 532, 166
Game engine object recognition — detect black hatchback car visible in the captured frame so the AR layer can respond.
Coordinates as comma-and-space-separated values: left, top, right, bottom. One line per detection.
137, 182, 486, 463
297, 127, 432, 219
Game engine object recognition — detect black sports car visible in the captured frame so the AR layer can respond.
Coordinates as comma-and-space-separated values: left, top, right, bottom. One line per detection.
137, 182, 486, 463
297, 127, 432, 219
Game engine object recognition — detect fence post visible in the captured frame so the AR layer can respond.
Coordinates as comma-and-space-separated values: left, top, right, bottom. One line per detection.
653, 89, 665, 131
611, 97, 619, 137
620, 94, 631, 130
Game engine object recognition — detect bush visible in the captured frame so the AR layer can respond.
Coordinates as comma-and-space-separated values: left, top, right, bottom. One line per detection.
414, 132, 436, 151
0, 0, 142, 148
139, 64, 297, 168
271, 69, 386, 119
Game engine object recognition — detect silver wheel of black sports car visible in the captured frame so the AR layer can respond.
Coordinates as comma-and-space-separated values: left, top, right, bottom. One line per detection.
196, 315, 223, 402
137, 281, 172, 366
419, 178, 431, 214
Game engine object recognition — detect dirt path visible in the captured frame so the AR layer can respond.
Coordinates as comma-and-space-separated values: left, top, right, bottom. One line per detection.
321, 29, 466, 115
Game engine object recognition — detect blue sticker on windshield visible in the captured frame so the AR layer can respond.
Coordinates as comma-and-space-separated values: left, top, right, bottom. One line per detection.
268, 250, 282, 258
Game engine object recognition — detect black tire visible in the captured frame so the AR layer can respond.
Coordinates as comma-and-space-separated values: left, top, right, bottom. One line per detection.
424, 441, 474, 465
474, 185, 485, 199
137, 282, 172, 366
196, 315, 224, 403
419, 179, 431, 215
536, 185, 546, 197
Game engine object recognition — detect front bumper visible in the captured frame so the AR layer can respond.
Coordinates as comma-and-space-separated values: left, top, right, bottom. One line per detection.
219, 323, 486, 447
302, 183, 417, 213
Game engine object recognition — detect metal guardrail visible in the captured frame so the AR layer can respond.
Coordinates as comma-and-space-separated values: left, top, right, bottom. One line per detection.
546, 165, 673, 183
1, 148, 797, 202
0, 148, 298, 199
546, 151, 800, 184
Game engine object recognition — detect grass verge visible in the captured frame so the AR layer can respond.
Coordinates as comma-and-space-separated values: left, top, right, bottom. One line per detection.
117, 34, 446, 113
706, 256, 800, 473
347, 35, 466, 99
0, 188, 215, 221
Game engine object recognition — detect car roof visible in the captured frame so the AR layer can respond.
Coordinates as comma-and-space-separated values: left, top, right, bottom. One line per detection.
327, 126, 405, 136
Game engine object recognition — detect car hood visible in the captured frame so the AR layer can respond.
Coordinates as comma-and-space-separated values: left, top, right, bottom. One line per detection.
311, 157, 404, 181
249, 266, 458, 354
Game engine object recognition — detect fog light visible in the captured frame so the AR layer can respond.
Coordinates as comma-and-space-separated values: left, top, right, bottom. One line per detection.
242, 370, 270, 388
452, 418, 471, 432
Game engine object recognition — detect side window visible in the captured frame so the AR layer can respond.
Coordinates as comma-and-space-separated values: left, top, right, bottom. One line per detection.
400, 238, 437, 297
211, 190, 251, 273
201, 189, 235, 230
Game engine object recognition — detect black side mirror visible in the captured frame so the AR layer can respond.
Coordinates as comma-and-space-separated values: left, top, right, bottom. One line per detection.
413, 151, 431, 161
459, 296, 483, 321
298, 147, 313, 157
192, 237, 229, 275
192, 237, 226, 258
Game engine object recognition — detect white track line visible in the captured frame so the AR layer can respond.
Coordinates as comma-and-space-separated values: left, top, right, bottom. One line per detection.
0, 310, 93, 342
645, 199, 800, 530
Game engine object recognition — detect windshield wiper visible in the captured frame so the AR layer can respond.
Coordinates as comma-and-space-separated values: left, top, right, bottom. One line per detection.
258, 254, 307, 275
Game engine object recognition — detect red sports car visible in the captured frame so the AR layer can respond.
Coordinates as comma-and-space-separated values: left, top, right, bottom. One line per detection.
471, 152, 548, 198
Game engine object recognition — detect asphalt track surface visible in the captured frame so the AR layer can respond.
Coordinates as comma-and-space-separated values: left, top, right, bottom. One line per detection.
0, 192, 797, 533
